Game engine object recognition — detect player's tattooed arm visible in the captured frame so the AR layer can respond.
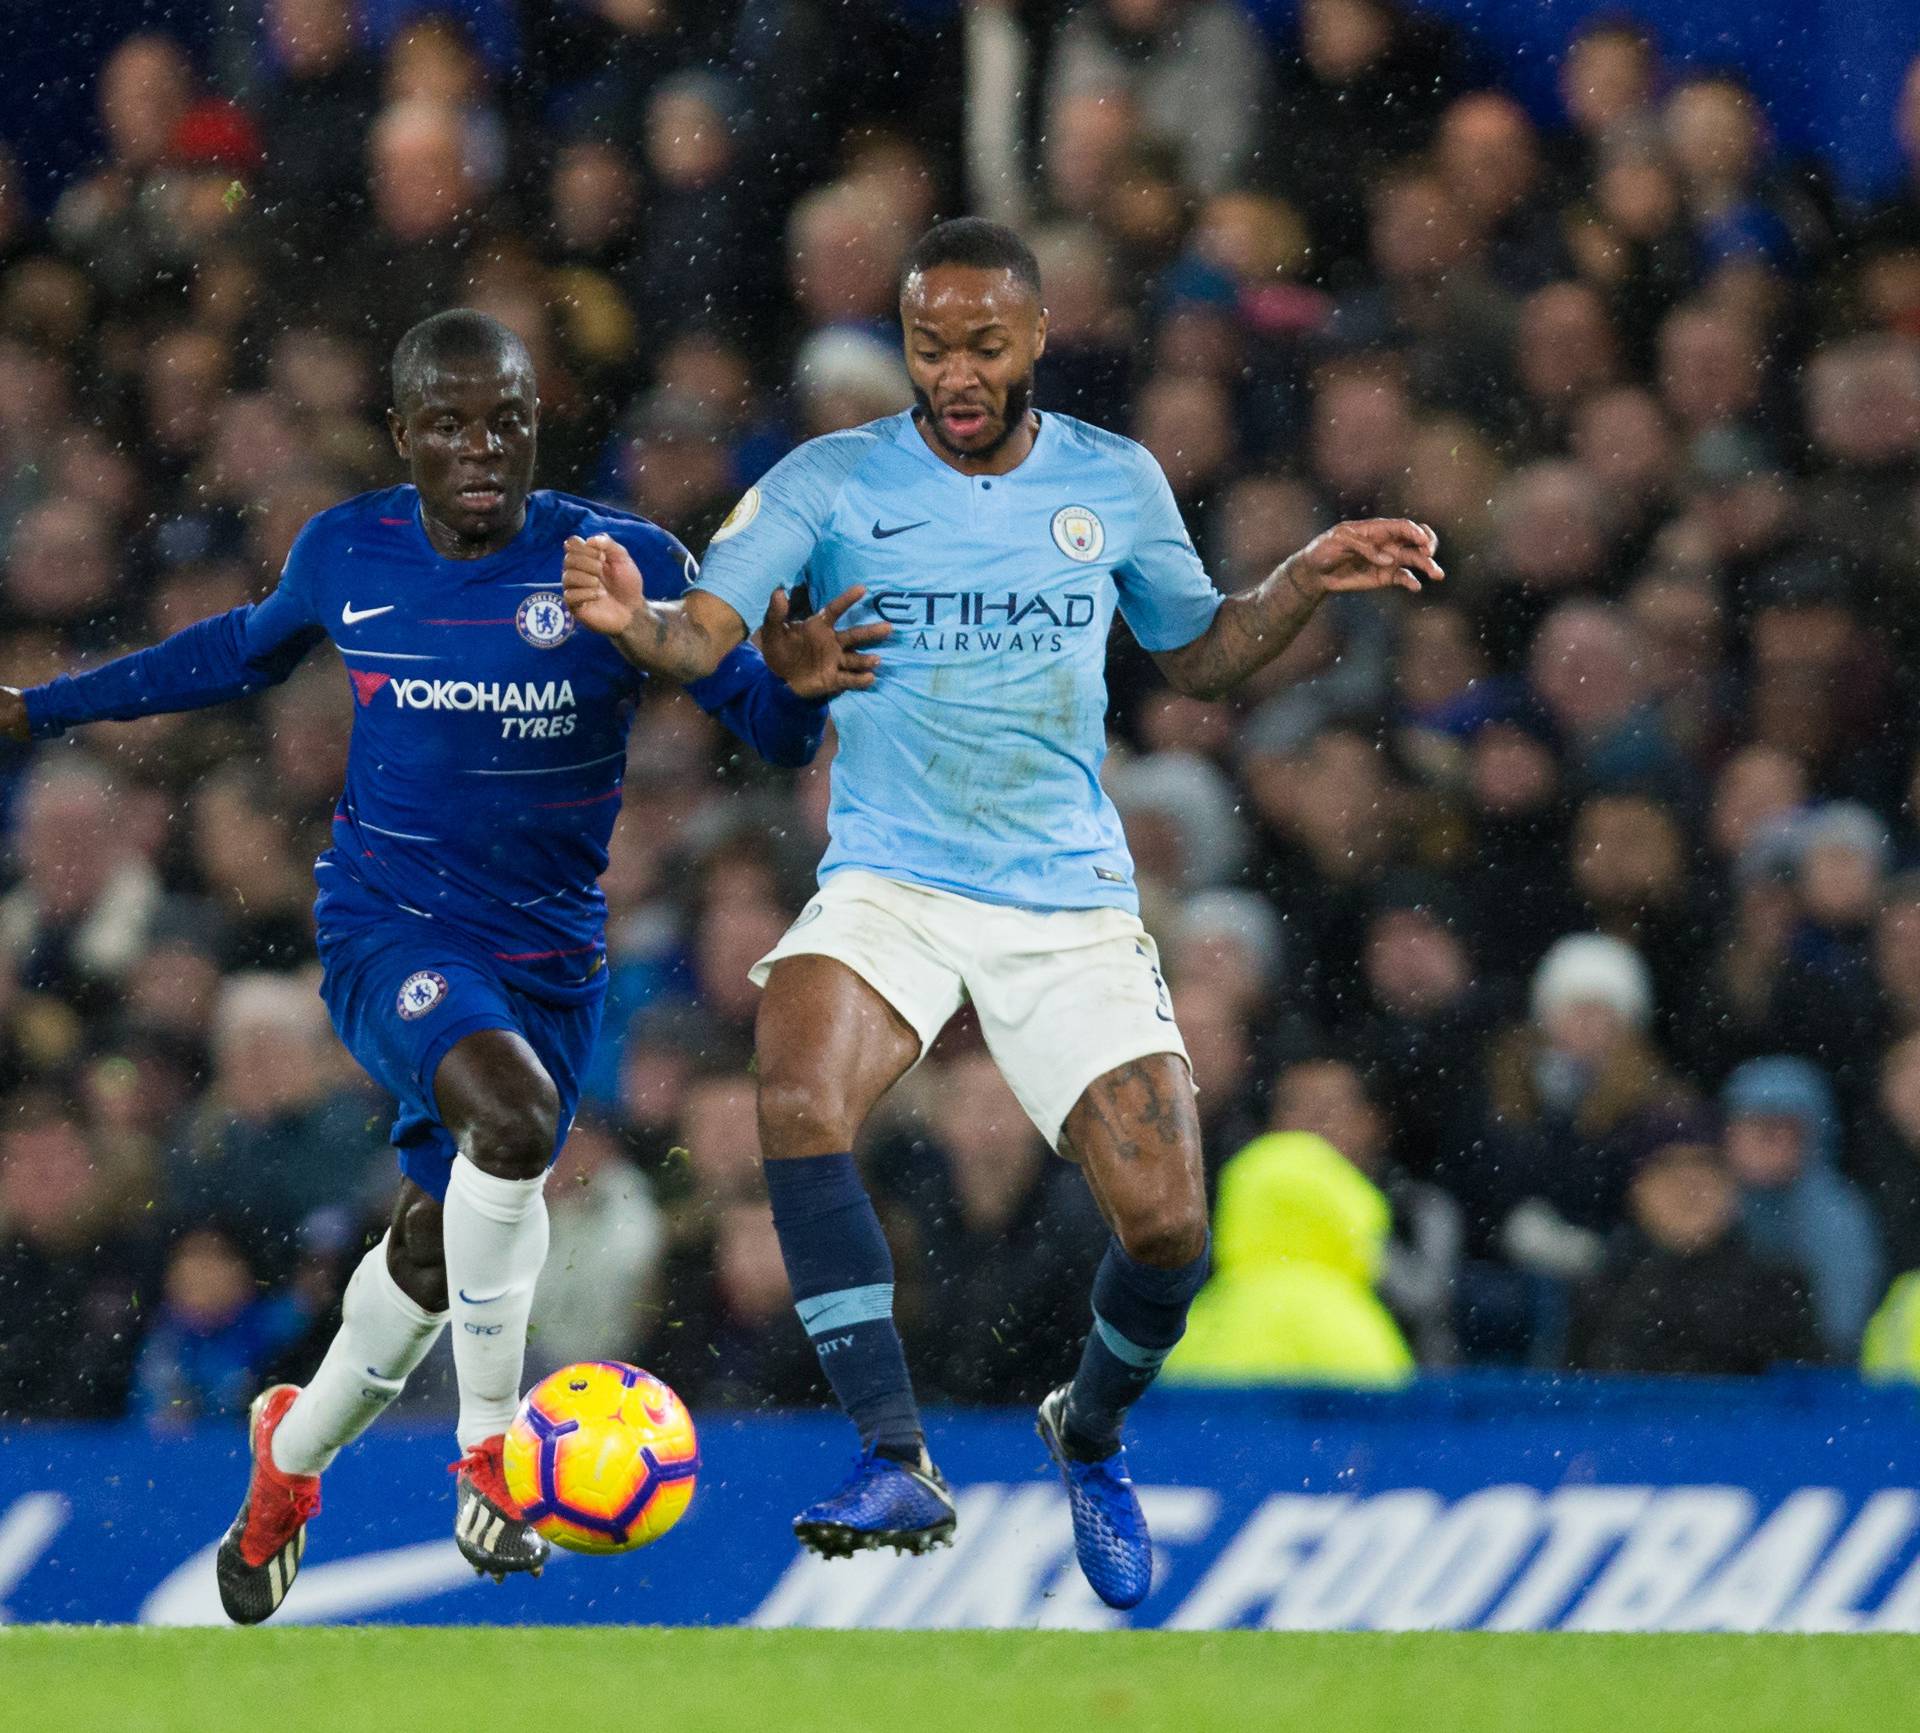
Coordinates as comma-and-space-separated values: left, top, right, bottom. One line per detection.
1152, 518, 1443, 702
563, 534, 744, 682
563, 535, 893, 698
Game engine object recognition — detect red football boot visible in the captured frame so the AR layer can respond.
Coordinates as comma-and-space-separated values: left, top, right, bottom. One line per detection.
214, 1384, 322, 1625
450, 1435, 548, 1582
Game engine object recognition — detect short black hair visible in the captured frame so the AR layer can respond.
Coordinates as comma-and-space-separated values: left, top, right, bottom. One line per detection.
898, 218, 1042, 303
390, 309, 534, 414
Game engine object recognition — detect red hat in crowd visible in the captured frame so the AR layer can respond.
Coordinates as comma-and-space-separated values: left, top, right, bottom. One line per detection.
168, 101, 263, 174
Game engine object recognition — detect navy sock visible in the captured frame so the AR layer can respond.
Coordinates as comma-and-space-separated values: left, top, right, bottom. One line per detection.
763, 1151, 923, 1458
1063, 1235, 1211, 1459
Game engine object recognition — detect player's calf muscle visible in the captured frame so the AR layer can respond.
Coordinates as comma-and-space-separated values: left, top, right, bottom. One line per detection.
387, 1183, 448, 1313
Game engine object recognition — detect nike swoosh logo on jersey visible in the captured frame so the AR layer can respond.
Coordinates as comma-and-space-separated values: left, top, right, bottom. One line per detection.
872, 520, 929, 539
458, 1288, 508, 1305
342, 602, 397, 625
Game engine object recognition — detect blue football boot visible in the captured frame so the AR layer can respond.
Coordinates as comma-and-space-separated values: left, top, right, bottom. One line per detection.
1036, 1385, 1152, 1610
793, 1445, 957, 1558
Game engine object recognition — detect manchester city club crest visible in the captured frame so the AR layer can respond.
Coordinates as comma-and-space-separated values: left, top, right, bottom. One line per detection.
516, 590, 575, 648
1051, 505, 1105, 563
396, 969, 449, 1020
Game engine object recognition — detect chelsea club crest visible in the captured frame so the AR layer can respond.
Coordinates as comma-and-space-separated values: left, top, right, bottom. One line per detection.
1051, 505, 1105, 563
396, 970, 449, 1020
517, 590, 575, 648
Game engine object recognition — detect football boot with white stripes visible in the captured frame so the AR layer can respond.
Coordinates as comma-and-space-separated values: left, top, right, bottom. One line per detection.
451, 1435, 549, 1582
215, 1383, 321, 1625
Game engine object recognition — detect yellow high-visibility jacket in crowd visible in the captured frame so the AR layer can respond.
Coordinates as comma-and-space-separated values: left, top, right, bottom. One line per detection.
1163, 1131, 1415, 1386
1862, 1270, 1920, 1380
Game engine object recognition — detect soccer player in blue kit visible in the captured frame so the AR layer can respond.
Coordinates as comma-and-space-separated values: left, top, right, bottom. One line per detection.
560, 219, 1444, 1610
0, 311, 881, 1624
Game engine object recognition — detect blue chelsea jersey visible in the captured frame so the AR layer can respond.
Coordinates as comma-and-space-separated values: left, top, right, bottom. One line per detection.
25, 486, 824, 999
694, 411, 1223, 912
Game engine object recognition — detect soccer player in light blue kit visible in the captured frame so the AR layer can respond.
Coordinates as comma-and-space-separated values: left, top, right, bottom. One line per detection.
562, 220, 1442, 1609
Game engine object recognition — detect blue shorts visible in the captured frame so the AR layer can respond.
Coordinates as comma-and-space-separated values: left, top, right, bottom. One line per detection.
317, 912, 605, 1201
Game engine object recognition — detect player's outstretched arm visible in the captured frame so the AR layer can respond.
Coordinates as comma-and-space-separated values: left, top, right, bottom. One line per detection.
563, 533, 744, 683
1153, 518, 1443, 702
0, 598, 324, 744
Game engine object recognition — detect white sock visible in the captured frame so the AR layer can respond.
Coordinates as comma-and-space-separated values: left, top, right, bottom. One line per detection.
443, 1156, 549, 1449
272, 1240, 447, 1477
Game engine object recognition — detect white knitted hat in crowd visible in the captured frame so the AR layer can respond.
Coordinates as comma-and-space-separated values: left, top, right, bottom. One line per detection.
1529, 933, 1654, 1030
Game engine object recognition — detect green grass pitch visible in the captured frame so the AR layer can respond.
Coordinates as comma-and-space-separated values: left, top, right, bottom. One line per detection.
4, 1628, 1915, 1732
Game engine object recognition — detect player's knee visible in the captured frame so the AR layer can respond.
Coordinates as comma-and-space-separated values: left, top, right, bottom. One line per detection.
1117, 1198, 1209, 1270
756, 1072, 855, 1160
457, 1073, 560, 1182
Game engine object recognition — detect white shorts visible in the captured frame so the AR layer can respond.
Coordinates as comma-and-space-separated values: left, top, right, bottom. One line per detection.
749, 870, 1191, 1149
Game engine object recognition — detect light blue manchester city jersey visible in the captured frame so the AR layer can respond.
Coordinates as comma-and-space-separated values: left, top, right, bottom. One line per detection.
695, 410, 1223, 911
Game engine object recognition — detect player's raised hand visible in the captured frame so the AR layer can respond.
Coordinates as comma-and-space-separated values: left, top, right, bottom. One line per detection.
0, 689, 25, 743
1285, 519, 1444, 599
759, 585, 892, 699
561, 533, 645, 637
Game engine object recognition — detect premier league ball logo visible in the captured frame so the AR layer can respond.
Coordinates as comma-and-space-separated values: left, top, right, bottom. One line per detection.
710, 486, 761, 543
517, 590, 576, 649
1051, 505, 1105, 563
396, 970, 449, 1020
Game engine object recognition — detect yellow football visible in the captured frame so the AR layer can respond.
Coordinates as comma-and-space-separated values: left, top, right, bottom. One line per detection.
503, 1361, 699, 1555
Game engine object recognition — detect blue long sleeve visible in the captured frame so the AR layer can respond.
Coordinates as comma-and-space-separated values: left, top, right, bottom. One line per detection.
23, 596, 324, 739
687, 643, 828, 769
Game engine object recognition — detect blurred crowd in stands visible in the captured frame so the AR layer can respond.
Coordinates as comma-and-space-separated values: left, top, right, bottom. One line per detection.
9, 0, 1920, 1426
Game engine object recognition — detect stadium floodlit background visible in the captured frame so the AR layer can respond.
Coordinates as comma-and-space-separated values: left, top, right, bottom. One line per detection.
13, 0, 1920, 1710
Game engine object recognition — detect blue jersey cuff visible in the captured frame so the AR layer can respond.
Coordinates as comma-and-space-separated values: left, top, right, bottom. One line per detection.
22, 680, 73, 739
